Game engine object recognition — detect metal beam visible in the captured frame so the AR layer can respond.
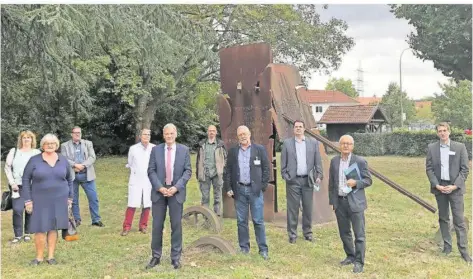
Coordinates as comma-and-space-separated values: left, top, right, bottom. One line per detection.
282, 114, 437, 213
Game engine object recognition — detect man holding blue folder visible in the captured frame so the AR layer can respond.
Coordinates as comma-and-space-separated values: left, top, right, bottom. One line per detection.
328, 135, 372, 273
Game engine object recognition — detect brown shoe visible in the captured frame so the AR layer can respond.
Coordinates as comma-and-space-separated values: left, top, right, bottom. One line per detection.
120, 230, 130, 236
139, 228, 147, 234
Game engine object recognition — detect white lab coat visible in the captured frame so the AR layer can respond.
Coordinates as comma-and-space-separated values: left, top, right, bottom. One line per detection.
126, 142, 155, 208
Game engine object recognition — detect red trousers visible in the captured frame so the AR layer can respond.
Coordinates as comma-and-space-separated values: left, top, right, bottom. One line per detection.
123, 207, 150, 230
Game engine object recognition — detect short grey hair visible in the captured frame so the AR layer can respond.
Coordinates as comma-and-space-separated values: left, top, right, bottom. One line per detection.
40, 133, 60, 150
163, 123, 178, 135
237, 125, 250, 134
140, 129, 151, 135
339, 134, 354, 145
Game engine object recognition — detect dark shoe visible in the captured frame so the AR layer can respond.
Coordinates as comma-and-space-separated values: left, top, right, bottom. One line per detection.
139, 228, 147, 234
260, 252, 269, 260
171, 259, 181, 269
46, 258, 57, 265
461, 254, 472, 263
289, 237, 296, 244
120, 230, 130, 236
340, 257, 355, 266
92, 221, 105, 227
353, 262, 364, 273
75, 220, 81, 227
442, 245, 452, 255
29, 259, 43, 266
304, 235, 313, 242
145, 257, 160, 269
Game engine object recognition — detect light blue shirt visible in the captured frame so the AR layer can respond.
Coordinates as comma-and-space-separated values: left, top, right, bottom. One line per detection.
238, 145, 251, 184
440, 140, 450, 181
295, 137, 308, 176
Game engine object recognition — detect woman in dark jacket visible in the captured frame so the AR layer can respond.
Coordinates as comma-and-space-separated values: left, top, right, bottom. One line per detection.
22, 133, 73, 266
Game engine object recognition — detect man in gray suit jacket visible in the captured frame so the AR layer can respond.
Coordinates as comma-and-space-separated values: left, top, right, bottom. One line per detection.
426, 122, 471, 263
281, 120, 323, 243
61, 126, 104, 227
329, 135, 372, 274
146, 123, 191, 270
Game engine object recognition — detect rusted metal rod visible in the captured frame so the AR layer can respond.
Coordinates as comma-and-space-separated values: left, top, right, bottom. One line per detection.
281, 114, 437, 213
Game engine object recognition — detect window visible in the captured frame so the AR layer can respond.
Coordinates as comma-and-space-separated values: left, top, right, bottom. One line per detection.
315, 106, 323, 113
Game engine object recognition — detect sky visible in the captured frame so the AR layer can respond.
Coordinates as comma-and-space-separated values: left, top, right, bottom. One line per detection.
308, 4, 451, 100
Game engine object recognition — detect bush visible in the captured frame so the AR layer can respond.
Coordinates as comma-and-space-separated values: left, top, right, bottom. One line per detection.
351, 130, 472, 160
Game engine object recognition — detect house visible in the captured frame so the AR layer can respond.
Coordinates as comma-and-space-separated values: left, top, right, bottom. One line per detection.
299, 89, 359, 129
317, 105, 388, 141
414, 100, 432, 110
356, 96, 381, 105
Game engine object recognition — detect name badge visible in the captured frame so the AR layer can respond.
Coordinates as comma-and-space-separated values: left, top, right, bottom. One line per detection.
449, 151, 456, 156
254, 157, 261, 166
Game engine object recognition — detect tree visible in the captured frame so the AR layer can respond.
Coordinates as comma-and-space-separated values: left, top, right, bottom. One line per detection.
432, 79, 472, 129
1, 4, 354, 155
390, 5, 472, 81
380, 83, 416, 129
325, 77, 358, 97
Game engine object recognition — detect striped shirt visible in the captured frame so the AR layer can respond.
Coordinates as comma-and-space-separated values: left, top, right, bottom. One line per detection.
338, 153, 352, 196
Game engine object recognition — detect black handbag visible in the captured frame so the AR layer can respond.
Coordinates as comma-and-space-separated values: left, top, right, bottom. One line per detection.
1, 191, 12, 211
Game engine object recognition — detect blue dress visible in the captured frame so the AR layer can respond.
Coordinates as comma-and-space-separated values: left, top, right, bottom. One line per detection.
21, 153, 73, 233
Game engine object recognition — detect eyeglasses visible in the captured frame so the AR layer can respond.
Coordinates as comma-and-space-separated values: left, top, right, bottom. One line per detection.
72, 132, 81, 135
43, 142, 56, 146
142, 133, 151, 136
340, 142, 353, 146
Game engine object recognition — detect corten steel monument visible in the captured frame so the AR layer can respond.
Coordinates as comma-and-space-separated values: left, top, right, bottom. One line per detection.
217, 43, 334, 223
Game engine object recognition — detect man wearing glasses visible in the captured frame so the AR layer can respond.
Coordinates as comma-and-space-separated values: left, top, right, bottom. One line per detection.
328, 135, 372, 273
61, 126, 104, 227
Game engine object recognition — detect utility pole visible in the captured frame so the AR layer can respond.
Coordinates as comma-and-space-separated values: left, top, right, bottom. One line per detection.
399, 47, 410, 128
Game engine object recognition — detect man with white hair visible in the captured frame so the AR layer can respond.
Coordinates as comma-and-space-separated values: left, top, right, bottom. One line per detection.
328, 135, 372, 273
146, 124, 191, 270
224, 125, 270, 260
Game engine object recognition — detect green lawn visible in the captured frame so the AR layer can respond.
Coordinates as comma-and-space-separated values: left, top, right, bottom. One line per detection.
1, 155, 472, 279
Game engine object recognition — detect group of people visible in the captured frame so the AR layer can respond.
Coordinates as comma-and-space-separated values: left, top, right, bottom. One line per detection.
4, 127, 104, 265
3, 121, 470, 273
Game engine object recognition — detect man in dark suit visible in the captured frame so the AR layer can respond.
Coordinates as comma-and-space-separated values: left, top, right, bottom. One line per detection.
329, 135, 372, 274
426, 122, 471, 263
281, 120, 323, 243
225, 125, 270, 260
146, 123, 192, 270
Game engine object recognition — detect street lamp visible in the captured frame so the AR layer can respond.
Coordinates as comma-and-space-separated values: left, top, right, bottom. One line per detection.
399, 47, 410, 128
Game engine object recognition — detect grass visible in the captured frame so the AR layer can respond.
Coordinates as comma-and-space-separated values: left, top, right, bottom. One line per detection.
1, 155, 472, 279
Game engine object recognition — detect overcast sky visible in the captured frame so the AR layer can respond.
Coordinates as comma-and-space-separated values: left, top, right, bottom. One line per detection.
308, 4, 450, 100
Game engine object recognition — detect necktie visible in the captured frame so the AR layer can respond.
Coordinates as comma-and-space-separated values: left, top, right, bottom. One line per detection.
166, 146, 172, 185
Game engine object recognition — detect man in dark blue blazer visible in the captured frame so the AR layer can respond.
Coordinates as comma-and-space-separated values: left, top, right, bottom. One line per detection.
329, 135, 372, 274
146, 123, 191, 270
224, 125, 270, 260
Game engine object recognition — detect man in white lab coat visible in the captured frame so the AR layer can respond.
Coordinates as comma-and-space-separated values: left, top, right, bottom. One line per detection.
121, 129, 156, 236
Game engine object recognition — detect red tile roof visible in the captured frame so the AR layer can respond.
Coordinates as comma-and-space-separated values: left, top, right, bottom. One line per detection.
415, 101, 432, 109
318, 105, 386, 124
356, 97, 381, 105
299, 89, 359, 104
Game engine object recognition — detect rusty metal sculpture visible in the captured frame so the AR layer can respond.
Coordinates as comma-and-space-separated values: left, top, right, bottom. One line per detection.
217, 42, 437, 226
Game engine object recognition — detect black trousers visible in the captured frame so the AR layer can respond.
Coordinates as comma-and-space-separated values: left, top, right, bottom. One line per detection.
151, 193, 183, 261
10, 185, 31, 237
335, 196, 365, 265
435, 180, 469, 256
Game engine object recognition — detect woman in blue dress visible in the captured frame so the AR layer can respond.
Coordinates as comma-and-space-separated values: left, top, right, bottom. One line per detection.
22, 133, 73, 265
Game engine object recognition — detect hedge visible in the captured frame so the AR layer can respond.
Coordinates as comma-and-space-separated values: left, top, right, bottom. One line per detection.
349, 130, 472, 160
